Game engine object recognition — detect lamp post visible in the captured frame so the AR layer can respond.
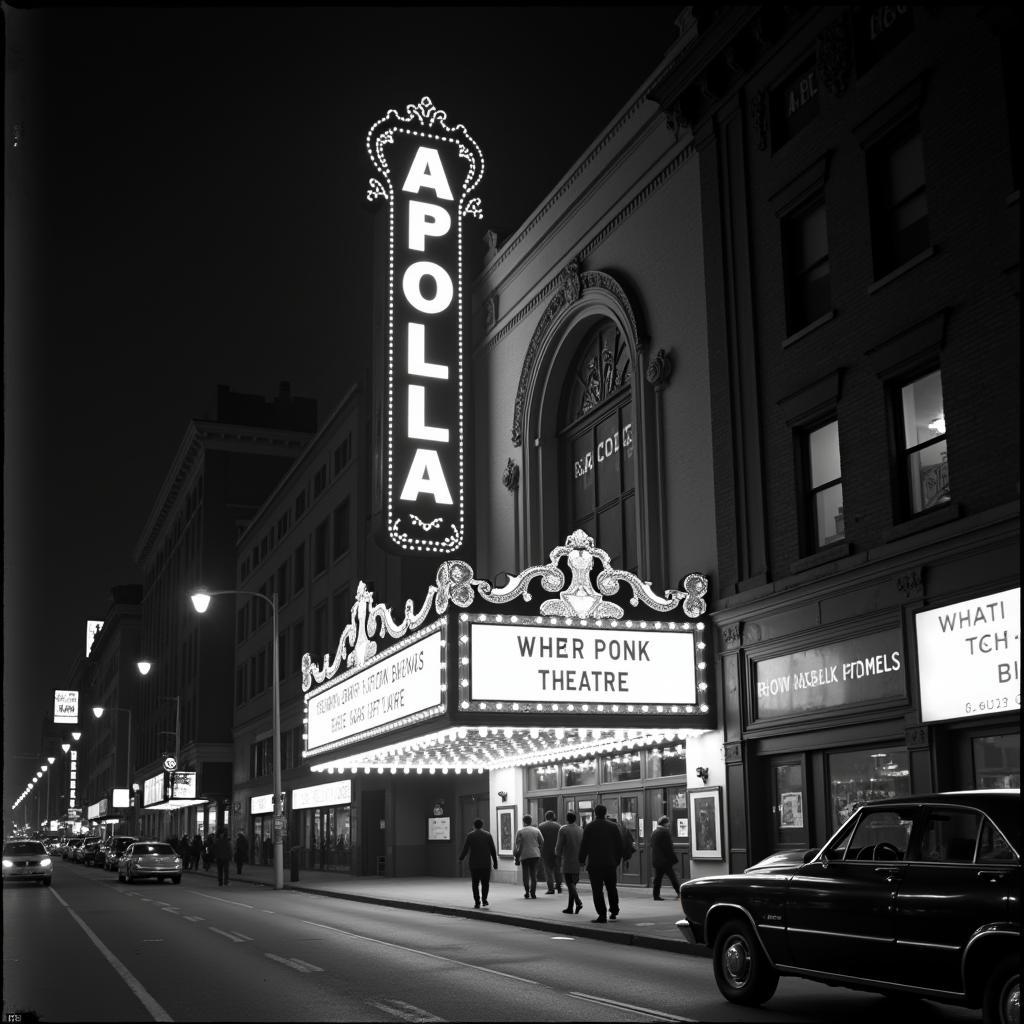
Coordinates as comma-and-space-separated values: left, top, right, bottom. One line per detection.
191, 587, 283, 891
45, 757, 55, 827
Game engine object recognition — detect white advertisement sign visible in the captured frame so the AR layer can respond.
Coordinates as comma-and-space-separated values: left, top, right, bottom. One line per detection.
307, 628, 444, 750
293, 779, 352, 810
53, 689, 79, 724
143, 774, 164, 807
251, 793, 274, 814
112, 788, 130, 809
917, 587, 1020, 723
170, 772, 196, 799
469, 622, 696, 705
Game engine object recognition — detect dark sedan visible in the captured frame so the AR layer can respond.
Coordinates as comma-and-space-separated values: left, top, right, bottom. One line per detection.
677, 790, 1020, 1024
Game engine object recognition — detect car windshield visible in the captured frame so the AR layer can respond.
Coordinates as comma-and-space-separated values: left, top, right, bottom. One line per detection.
133, 844, 174, 856
4, 842, 46, 855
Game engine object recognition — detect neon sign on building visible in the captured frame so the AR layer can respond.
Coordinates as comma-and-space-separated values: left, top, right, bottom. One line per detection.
367, 97, 484, 554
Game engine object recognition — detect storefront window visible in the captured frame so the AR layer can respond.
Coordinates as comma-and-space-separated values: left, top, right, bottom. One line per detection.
527, 764, 559, 790
647, 744, 686, 778
828, 747, 911, 830
972, 734, 1020, 789
564, 757, 597, 787
601, 750, 642, 783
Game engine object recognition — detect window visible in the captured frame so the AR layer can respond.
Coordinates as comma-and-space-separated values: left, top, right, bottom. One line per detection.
235, 665, 247, 706
527, 764, 559, 790
562, 321, 636, 574
783, 198, 831, 333
276, 562, 288, 605
313, 464, 327, 498
898, 370, 949, 514
647, 744, 686, 779
332, 500, 350, 560
276, 512, 290, 542
295, 490, 307, 520
294, 543, 305, 592
312, 603, 328, 662
805, 420, 845, 548
601, 750, 642, 783
332, 587, 351, 640
313, 520, 328, 576
291, 620, 305, 669
236, 607, 246, 644
278, 628, 288, 679
254, 648, 267, 695
869, 120, 929, 277
563, 758, 597, 787
828, 748, 911, 831
836, 807, 913, 861
917, 809, 981, 863
333, 434, 352, 474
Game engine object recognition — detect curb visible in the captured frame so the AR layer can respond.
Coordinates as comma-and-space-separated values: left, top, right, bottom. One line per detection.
230, 875, 710, 957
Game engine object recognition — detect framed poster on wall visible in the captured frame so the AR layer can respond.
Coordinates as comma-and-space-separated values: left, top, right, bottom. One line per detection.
688, 787, 724, 860
496, 805, 517, 857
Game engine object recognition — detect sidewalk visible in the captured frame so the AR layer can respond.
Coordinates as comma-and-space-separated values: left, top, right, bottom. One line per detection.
194, 861, 706, 956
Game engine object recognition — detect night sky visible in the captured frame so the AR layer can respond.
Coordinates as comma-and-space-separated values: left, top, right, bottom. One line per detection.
3, 5, 683, 813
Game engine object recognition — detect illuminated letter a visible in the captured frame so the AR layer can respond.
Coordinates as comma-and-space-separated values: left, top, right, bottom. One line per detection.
401, 147, 454, 201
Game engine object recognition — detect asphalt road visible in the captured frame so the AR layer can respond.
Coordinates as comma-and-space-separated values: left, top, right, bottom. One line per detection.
3, 861, 982, 1023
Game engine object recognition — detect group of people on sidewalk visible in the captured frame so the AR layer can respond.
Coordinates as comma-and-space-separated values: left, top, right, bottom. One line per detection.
458, 805, 681, 922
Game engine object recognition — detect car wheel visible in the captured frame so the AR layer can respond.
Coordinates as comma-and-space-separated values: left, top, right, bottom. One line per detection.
172, 875, 181, 885
712, 917, 780, 1006
983, 954, 1020, 1024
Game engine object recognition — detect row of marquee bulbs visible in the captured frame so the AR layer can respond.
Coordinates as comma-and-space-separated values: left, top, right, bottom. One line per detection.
308, 725, 708, 776
10, 734, 82, 811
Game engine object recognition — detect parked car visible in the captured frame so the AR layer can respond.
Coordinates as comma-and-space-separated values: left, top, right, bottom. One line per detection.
63, 838, 84, 860
104, 836, 139, 871
677, 790, 1020, 1024
118, 841, 182, 884
92, 837, 113, 867
2, 840, 54, 886
743, 848, 817, 874
78, 838, 102, 866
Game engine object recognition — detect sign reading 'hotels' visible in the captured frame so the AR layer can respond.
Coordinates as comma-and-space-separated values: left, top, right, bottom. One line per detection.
366, 97, 484, 555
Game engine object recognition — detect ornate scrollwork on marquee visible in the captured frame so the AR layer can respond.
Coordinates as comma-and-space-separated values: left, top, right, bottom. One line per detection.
301, 531, 709, 692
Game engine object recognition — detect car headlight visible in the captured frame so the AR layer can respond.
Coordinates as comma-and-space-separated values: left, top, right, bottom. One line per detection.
2, 859, 13, 868
41, 858, 53, 867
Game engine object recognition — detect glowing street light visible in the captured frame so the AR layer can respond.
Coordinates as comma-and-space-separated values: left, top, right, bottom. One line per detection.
190, 587, 283, 891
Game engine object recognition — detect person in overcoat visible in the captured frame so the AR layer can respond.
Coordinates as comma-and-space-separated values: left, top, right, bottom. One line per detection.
457, 817, 499, 908
650, 814, 681, 899
553, 810, 584, 914
577, 804, 624, 923
538, 810, 563, 894
513, 814, 544, 898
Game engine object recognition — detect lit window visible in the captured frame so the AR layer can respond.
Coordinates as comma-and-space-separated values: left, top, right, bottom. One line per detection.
899, 370, 949, 514
807, 420, 845, 548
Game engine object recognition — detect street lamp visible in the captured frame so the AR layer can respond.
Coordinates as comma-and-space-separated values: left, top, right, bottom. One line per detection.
191, 587, 283, 891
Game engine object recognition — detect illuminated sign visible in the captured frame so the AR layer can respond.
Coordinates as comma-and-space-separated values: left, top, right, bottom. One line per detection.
112, 788, 130, 809
468, 621, 697, 707
53, 689, 79, 725
306, 623, 446, 752
170, 772, 196, 799
143, 773, 164, 807
754, 629, 906, 719
917, 587, 1020, 723
292, 779, 352, 810
85, 620, 104, 657
251, 793, 274, 814
366, 96, 484, 554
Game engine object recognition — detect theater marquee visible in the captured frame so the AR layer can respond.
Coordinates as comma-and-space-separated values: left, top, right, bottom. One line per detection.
302, 530, 712, 768
366, 97, 484, 556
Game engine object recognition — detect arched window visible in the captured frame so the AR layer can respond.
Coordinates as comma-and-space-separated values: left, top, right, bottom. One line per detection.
560, 320, 637, 574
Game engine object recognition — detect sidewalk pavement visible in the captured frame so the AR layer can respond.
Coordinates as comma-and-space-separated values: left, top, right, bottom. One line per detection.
192, 861, 706, 956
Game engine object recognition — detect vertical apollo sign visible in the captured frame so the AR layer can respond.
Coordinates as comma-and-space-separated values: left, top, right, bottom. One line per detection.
367, 97, 483, 554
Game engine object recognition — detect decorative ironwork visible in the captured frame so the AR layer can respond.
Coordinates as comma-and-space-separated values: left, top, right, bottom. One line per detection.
502, 457, 520, 493
817, 13, 853, 97
645, 347, 673, 389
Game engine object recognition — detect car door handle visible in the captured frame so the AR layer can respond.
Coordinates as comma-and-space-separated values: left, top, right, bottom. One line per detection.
977, 870, 1004, 883
874, 867, 902, 883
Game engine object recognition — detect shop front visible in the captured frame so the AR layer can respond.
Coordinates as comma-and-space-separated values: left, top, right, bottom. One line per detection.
301, 530, 717, 884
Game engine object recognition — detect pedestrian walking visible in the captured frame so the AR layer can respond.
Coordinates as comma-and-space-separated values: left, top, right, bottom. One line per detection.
457, 817, 498, 908
553, 810, 584, 914
513, 814, 543, 899
538, 810, 562, 894
190, 834, 203, 873
180, 835, 192, 871
234, 831, 249, 875
203, 832, 214, 871
577, 803, 623, 923
650, 815, 681, 900
213, 828, 232, 886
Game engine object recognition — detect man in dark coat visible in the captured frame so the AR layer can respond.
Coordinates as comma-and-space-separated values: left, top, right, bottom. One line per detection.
212, 828, 232, 887
577, 803, 624, 923
457, 817, 499, 908
234, 832, 249, 875
650, 814, 680, 899
538, 810, 563, 894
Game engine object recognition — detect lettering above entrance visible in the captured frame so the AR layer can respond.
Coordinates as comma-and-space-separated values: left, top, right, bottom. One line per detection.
367, 97, 484, 555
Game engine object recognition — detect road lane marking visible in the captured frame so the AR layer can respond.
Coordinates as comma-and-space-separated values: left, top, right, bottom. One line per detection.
569, 991, 695, 1022
298, 919, 538, 985
50, 888, 172, 1022
159, 907, 181, 914
365, 998, 444, 1021
183, 915, 205, 922
265, 953, 324, 973
195, 892, 255, 909
208, 927, 252, 942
